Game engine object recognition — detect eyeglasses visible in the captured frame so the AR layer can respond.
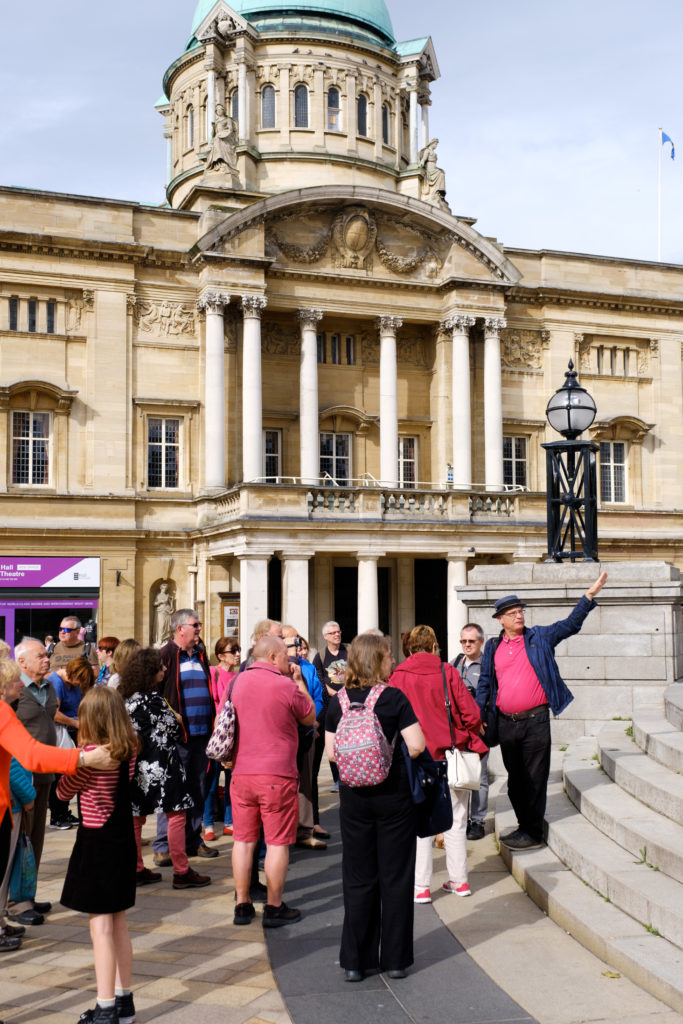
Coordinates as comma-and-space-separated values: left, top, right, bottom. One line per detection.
325, 630, 341, 636
460, 639, 480, 645
184, 621, 202, 629
501, 609, 524, 618
59, 627, 79, 633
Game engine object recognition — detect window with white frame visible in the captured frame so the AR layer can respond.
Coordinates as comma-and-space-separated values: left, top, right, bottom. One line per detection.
357, 94, 368, 136
317, 332, 355, 365
12, 411, 51, 485
28, 299, 37, 333
330, 333, 341, 364
147, 417, 180, 489
327, 87, 340, 131
503, 436, 528, 489
317, 333, 326, 363
47, 301, 56, 334
320, 432, 351, 485
263, 428, 282, 480
345, 335, 355, 365
294, 84, 308, 128
9, 297, 18, 331
398, 436, 417, 489
600, 441, 627, 503
261, 84, 275, 128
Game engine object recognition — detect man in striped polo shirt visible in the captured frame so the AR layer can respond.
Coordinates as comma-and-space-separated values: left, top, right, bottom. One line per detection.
158, 609, 218, 860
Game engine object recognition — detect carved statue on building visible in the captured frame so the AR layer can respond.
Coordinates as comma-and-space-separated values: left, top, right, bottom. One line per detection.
419, 138, 450, 212
152, 580, 175, 647
205, 104, 239, 179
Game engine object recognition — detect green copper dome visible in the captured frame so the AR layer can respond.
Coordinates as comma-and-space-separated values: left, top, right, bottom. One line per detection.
191, 0, 395, 45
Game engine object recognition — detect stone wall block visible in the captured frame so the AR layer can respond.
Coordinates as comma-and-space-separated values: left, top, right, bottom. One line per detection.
554, 655, 606, 679
599, 606, 667, 633
566, 684, 633, 720
564, 634, 652, 657
467, 564, 534, 585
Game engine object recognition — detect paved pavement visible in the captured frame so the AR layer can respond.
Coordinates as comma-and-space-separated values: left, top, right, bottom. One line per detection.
1, 782, 679, 1024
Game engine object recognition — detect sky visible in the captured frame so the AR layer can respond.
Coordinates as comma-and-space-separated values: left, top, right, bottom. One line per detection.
2, 0, 683, 263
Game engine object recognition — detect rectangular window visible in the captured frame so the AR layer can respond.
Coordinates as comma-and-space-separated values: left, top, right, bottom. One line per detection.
47, 301, 56, 334
320, 431, 351, 485
600, 441, 626, 503
503, 436, 527, 489
9, 297, 18, 331
345, 335, 355, 366
12, 411, 50, 485
316, 333, 326, 363
398, 436, 417, 489
28, 299, 37, 333
147, 417, 180, 488
330, 334, 341, 365
263, 428, 282, 481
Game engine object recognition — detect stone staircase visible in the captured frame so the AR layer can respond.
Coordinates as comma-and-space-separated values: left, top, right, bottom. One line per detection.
494, 685, 683, 1014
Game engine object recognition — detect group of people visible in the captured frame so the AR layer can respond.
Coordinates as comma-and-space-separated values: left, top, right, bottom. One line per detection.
0, 569, 608, 1019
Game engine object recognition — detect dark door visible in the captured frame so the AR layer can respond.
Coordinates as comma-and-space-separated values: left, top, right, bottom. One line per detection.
414, 559, 448, 659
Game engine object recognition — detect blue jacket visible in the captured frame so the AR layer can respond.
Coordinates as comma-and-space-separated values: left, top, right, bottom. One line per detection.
10, 757, 36, 815
476, 595, 597, 717
298, 659, 324, 716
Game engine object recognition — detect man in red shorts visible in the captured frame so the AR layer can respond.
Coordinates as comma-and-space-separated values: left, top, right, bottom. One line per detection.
230, 634, 316, 927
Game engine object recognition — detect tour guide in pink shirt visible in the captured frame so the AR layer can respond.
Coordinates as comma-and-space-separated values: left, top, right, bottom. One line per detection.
477, 570, 607, 850
230, 635, 316, 927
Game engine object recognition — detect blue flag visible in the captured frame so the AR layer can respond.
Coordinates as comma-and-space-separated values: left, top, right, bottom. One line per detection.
662, 131, 675, 160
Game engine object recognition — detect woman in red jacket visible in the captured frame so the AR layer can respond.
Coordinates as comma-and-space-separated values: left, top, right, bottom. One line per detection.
390, 625, 487, 902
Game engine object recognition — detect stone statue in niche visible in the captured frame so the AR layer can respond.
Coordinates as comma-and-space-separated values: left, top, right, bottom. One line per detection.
419, 138, 450, 212
205, 104, 239, 179
152, 580, 175, 648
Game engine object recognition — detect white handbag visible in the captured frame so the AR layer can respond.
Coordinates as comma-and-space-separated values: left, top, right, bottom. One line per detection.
442, 664, 482, 792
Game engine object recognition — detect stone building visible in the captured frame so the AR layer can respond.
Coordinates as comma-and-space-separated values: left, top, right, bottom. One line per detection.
1, 0, 682, 656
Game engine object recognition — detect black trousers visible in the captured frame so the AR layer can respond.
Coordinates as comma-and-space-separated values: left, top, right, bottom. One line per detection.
339, 782, 416, 972
0, 809, 11, 880
498, 709, 551, 842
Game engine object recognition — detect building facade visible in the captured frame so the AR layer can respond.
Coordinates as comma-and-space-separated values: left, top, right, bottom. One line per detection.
1, 0, 682, 656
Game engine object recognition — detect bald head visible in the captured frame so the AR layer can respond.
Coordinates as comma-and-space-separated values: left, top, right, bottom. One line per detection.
252, 635, 289, 674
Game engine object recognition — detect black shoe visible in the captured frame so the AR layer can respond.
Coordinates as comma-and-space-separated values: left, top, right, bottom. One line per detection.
344, 969, 364, 982
386, 968, 407, 979
501, 831, 542, 850
33, 901, 52, 915
263, 901, 301, 928
136, 868, 162, 886
78, 1004, 118, 1023
234, 902, 255, 926
3, 923, 25, 937
0, 933, 22, 951
49, 817, 72, 830
7, 909, 43, 926
172, 868, 211, 889
466, 821, 485, 841
115, 991, 136, 1024
66, 811, 80, 826
191, 842, 219, 859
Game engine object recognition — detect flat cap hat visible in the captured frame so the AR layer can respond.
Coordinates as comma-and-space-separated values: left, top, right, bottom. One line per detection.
492, 594, 527, 618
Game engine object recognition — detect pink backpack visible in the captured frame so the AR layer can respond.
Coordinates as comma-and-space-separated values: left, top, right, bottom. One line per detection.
334, 684, 395, 786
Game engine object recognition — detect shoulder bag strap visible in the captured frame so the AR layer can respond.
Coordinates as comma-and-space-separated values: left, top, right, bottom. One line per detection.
441, 663, 457, 751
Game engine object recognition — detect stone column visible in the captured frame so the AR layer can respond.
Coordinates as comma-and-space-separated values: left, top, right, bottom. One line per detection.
197, 290, 230, 491
378, 316, 402, 487
420, 98, 430, 149
298, 309, 323, 484
409, 85, 419, 164
357, 555, 379, 633
238, 553, 270, 651
374, 81, 383, 160
444, 314, 475, 489
207, 70, 216, 135
241, 295, 267, 482
447, 556, 468, 660
279, 64, 291, 145
484, 317, 506, 491
346, 72, 357, 145
238, 61, 247, 141
164, 129, 173, 186
282, 554, 312, 637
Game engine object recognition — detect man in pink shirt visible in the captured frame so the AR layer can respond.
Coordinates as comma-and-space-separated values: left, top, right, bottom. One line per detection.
230, 635, 316, 927
477, 571, 607, 850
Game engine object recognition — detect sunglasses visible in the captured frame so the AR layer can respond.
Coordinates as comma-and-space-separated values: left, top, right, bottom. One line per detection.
60, 627, 79, 633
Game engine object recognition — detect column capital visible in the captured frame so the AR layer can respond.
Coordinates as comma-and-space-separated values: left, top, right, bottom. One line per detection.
484, 316, 506, 337
298, 308, 324, 329
241, 295, 267, 318
377, 315, 403, 334
197, 290, 230, 314
443, 314, 475, 333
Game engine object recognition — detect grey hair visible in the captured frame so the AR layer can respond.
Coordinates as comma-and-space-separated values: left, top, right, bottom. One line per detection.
460, 622, 485, 641
61, 615, 82, 629
322, 621, 340, 637
14, 636, 44, 662
171, 608, 199, 631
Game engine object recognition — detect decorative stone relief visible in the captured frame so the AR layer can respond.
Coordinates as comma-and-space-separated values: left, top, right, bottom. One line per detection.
82, 290, 94, 311
377, 315, 403, 334
197, 291, 230, 315
484, 317, 507, 336
325, 68, 347, 88
398, 328, 429, 367
266, 227, 330, 263
443, 315, 475, 334
135, 299, 197, 336
261, 321, 300, 356
331, 206, 377, 270
66, 297, 85, 332
500, 328, 546, 370
241, 295, 267, 318
298, 309, 324, 330
360, 331, 379, 365
203, 104, 239, 184
256, 65, 280, 83
292, 64, 314, 85
151, 580, 175, 648
419, 138, 450, 212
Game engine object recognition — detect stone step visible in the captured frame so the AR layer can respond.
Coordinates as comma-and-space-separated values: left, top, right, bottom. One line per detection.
564, 736, 683, 884
664, 683, 683, 730
632, 706, 683, 774
495, 792, 683, 1014
597, 721, 683, 825
545, 780, 683, 949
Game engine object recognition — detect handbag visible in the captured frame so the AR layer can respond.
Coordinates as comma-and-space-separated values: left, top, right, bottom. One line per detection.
401, 742, 453, 838
9, 832, 38, 904
442, 664, 482, 792
206, 677, 238, 761
55, 724, 75, 749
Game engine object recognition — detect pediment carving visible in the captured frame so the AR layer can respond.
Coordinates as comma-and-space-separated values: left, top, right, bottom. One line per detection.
132, 299, 196, 337
500, 328, 549, 370
195, 2, 252, 42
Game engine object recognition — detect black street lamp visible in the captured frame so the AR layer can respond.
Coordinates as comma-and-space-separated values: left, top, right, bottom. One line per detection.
542, 360, 599, 562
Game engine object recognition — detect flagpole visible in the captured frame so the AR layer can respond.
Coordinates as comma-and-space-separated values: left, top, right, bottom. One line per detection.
658, 126, 662, 261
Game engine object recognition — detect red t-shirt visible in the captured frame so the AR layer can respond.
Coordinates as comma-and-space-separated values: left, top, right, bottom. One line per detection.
231, 663, 312, 779
494, 635, 547, 714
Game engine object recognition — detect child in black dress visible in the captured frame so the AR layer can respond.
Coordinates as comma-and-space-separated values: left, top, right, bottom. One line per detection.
58, 687, 139, 1024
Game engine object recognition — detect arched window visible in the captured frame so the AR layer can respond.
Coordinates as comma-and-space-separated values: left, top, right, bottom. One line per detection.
186, 105, 194, 149
327, 86, 340, 131
231, 89, 239, 128
200, 98, 208, 144
294, 84, 309, 128
261, 84, 275, 128
357, 94, 368, 137
382, 103, 390, 145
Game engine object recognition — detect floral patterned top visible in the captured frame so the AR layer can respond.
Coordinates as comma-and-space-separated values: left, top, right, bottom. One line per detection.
124, 691, 193, 816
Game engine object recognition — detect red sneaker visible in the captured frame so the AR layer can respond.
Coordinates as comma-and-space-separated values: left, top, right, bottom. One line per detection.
203, 829, 216, 842
223, 825, 233, 836
413, 888, 431, 904
442, 880, 471, 897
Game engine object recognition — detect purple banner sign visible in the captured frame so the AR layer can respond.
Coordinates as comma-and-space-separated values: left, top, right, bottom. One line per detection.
0, 558, 100, 588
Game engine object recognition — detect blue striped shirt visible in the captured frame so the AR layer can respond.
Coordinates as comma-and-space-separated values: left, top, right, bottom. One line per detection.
179, 650, 212, 737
